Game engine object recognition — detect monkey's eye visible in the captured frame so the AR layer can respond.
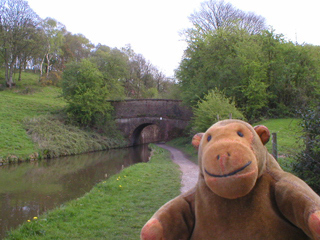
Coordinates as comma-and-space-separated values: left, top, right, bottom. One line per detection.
207, 135, 212, 142
237, 131, 244, 137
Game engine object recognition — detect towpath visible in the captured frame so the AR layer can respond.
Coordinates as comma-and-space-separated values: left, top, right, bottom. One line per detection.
157, 144, 199, 193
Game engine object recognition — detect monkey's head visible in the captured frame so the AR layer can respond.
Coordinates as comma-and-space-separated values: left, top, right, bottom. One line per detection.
192, 120, 270, 199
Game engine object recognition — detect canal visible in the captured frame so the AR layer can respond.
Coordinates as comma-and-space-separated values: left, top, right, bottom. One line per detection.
0, 145, 150, 239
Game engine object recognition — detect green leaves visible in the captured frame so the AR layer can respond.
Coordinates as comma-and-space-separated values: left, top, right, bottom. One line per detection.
293, 107, 320, 194
62, 59, 113, 127
192, 89, 245, 132
178, 24, 320, 121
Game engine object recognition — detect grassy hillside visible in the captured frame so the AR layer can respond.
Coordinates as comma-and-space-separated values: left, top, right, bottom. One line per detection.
0, 72, 66, 160
0, 71, 126, 162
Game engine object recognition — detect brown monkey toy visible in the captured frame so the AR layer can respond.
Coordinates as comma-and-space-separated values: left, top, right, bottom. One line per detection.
141, 119, 320, 239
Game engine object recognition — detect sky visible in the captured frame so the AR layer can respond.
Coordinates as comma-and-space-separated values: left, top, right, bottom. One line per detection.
26, 0, 320, 78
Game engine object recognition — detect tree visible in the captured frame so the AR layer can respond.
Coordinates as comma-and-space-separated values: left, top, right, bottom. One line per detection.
0, 0, 39, 87
293, 106, 320, 194
177, 17, 320, 121
122, 44, 167, 99
177, 27, 246, 106
16, 24, 43, 81
61, 33, 93, 64
188, 0, 266, 36
39, 17, 65, 78
192, 89, 245, 132
62, 59, 113, 126
90, 44, 127, 99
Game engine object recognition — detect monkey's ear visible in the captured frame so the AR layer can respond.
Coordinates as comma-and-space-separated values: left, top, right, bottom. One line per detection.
254, 125, 270, 145
192, 133, 204, 149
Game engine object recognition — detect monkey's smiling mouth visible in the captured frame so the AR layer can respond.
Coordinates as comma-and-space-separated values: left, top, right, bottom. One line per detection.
205, 161, 252, 178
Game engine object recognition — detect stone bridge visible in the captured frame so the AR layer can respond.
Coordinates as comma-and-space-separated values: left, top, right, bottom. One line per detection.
110, 99, 192, 146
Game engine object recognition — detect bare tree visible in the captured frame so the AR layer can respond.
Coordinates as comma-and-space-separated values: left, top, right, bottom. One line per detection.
189, 0, 266, 35
0, 0, 40, 87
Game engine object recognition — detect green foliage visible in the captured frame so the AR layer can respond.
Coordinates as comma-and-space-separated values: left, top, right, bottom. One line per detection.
192, 89, 245, 132
90, 45, 127, 100
177, 25, 320, 121
293, 107, 320, 194
0, 0, 171, 100
6, 145, 181, 240
143, 87, 159, 98
242, 78, 268, 121
62, 59, 114, 127
0, 71, 127, 161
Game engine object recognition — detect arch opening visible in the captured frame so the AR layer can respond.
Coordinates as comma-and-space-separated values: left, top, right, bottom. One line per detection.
131, 123, 161, 146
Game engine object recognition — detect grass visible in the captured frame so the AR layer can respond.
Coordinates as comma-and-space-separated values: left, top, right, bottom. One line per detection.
5, 144, 181, 240
23, 114, 127, 159
255, 118, 303, 172
0, 71, 65, 160
0, 85, 65, 160
0, 71, 306, 238
167, 118, 303, 173
255, 118, 303, 156
0, 71, 127, 162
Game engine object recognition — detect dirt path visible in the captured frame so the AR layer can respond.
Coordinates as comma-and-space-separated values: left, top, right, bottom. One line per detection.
157, 144, 199, 193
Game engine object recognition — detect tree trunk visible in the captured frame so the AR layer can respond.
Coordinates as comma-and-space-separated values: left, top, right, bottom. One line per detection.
39, 56, 45, 82
4, 53, 16, 88
18, 60, 22, 81
46, 53, 50, 78
6, 62, 15, 88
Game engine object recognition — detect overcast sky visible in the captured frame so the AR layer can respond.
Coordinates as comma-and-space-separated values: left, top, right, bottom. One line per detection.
26, 0, 320, 78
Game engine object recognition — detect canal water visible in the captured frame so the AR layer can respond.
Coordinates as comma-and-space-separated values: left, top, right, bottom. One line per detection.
0, 145, 150, 239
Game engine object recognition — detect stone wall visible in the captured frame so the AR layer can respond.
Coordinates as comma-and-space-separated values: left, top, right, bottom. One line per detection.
110, 99, 192, 120
110, 99, 192, 146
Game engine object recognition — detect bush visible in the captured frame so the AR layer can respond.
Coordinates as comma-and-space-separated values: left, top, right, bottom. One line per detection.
192, 89, 245, 132
40, 71, 62, 86
293, 107, 320, 194
62, 59, 113, 127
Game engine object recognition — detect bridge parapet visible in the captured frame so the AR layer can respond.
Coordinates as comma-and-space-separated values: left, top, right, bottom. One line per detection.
110, 99, 192, 120
109, 99, 192, 146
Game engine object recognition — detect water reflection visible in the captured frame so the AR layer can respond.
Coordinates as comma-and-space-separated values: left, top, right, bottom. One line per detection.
0, 145, 150, 239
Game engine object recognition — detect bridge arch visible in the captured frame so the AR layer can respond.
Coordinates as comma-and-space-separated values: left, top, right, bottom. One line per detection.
131, 122, 160, 146
110, 99, 192, 146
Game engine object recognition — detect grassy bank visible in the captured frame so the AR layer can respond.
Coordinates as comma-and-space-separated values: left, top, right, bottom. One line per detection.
0, 72, 127, 163
0, 84, 65, 160
168, 118, 303, 172
5, 144, 181, 239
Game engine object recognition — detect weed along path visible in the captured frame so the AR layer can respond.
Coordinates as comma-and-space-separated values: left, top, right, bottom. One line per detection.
157, 144, 199, 193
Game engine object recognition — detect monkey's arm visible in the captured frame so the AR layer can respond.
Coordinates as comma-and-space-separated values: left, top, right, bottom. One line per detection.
275, 172, 320, 239
141, 189, 195, 240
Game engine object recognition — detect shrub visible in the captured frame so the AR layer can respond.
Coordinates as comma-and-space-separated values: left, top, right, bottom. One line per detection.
62, 59, 113, 127
40, 71, 62, 86
192, 89, 245, 132
293, 106, 320, 193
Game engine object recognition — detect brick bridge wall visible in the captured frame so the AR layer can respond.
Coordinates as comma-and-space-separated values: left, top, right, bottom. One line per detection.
110, 99, 192, 146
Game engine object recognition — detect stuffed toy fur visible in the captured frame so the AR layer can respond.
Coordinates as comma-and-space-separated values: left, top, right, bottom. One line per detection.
141, 119, 320, 240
